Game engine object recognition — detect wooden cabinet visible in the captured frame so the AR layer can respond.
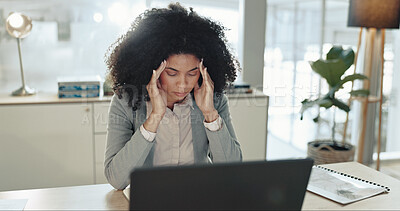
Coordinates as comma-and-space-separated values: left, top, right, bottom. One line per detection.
94, 134, 107, 184
0, 104, 94, 191
228, 94, 268, 161
93, 102, 110, 184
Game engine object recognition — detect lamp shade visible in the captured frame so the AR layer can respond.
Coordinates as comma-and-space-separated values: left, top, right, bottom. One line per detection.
347, 0, 400, 29
6, 12, 33, 38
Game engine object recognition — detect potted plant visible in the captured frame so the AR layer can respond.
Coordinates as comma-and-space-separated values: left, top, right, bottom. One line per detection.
300, 45, 369, 165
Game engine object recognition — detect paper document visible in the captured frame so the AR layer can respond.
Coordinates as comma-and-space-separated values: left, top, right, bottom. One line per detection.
123, 187, 130, 200
307, 166, 388, 204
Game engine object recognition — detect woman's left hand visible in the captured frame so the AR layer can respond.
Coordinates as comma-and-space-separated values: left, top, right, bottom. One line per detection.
194, 59, 219, 123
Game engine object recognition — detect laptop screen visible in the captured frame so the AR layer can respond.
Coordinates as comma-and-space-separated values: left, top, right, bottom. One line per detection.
129, 158, 313, 210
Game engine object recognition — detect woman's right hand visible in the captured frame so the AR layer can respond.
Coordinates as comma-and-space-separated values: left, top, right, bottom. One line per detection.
144, 60, 167, 132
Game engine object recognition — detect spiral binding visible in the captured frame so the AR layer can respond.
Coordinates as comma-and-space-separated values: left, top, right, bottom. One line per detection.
315, 165, 391, 192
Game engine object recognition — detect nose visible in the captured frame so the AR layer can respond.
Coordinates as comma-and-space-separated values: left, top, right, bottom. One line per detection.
176, 75, 187, 91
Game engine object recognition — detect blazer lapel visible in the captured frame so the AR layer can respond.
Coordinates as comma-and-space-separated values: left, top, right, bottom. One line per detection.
191, 98, 207, 163
134, 98, 147, 131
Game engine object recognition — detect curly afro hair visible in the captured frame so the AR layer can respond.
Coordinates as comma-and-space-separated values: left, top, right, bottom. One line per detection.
106, 2, 240, 110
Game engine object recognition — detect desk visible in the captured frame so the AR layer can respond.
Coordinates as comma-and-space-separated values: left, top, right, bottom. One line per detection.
0, 162, 398, 210
0, 184, 128, 210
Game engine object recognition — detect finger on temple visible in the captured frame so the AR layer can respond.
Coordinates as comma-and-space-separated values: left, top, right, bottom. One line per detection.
156, 79, 162, 89
194, 81, 200, 90
156, 60, 166, 78
150, 70, 157, 84
205, 67, 211, 79
203, 67, 210, 82
199, 61, 205, 79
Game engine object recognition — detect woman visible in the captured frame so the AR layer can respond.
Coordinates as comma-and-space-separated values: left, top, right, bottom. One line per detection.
104, 3, 242, 190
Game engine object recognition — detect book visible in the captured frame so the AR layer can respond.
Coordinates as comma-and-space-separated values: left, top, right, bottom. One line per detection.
307, 165, 390, 205
58, 90, 99, 98
59, 84, 100, 91
57, 75, 101, 98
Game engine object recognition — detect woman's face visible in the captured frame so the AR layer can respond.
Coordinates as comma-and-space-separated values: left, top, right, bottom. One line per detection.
159, 54, 201, 106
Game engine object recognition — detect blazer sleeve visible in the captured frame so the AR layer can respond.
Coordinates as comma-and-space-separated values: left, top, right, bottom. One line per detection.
104, 94, 154, 190
206, 94, 243, 163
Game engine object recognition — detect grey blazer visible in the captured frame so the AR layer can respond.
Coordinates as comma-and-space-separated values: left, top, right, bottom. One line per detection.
104, 93, 242, 190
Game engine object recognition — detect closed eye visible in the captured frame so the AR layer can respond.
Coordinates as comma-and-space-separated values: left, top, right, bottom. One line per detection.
188, 68, 199, 76
165, 68, 177, 76
167, 72, 177, 76
188, 71, 198, 76
165, 67, 198, 76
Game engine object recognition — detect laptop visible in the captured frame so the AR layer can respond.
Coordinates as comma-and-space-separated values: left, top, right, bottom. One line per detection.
128, 158, 313, 210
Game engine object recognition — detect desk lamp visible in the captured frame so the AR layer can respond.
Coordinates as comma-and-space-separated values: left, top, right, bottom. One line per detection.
347, 0, 400, 169
5, 12, 36, 96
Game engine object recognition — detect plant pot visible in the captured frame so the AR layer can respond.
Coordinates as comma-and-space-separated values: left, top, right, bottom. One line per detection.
307, 140, 355, 165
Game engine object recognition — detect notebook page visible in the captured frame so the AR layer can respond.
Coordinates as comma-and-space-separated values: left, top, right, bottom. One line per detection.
307, 166, 387, 204
123, 188, 130, 200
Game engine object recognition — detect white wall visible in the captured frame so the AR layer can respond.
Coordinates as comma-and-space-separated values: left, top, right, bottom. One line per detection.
387, 30, 400, 153
238, 0, 267, 90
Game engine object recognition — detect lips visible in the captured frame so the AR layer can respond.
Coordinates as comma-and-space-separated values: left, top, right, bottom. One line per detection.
173, 92, 187, 97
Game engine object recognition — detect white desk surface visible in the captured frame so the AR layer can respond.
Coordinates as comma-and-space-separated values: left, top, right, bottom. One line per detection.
0, 162, 398, 210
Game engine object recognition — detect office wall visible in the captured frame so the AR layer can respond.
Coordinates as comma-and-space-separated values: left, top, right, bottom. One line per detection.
238, 0, 267, 89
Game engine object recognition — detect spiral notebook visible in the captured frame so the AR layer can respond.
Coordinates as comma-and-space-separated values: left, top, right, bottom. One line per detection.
307, 165, 390, 204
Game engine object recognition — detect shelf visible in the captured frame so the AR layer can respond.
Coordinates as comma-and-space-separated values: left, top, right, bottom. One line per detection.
0, 92, 112, 105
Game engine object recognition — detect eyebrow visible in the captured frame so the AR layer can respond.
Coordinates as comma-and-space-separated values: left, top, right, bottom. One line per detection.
166, 67, 198, 72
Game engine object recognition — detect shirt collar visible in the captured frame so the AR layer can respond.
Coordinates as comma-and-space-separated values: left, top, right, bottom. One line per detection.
176, 93, 194, 110
146, 93, 194, 116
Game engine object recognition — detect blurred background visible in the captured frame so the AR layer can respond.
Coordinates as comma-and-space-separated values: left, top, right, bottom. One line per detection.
1, 0, 400, 190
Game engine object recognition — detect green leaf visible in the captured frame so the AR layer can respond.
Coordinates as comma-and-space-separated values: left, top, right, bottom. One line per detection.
300, 98, 333, 120
310, 46, 355, 88
310, 59, 349, 87
331, 98, 350, 112
326, 46, 343, 60
319, 97, 334, 108
327, 46, 355, 69
342, 73, 367, 82
341, 49, 355, 69
330, 73, 369, 94
350, 89, 370, 96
